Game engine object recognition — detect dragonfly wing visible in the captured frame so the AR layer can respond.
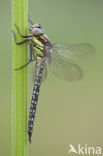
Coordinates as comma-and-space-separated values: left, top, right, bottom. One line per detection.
49, 55, 83, 81
41, 64, 47, 82
52, 43, 94, 63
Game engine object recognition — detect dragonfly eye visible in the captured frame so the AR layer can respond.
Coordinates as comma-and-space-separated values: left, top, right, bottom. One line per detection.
32, 27, 44, 35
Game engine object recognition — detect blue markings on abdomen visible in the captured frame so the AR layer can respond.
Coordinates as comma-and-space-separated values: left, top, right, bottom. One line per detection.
28, 63, 44, 143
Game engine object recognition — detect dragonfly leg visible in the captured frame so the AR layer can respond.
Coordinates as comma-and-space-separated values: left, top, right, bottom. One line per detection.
15, 59, 35, 70
15, 24, 32, 38
15, 45, 35, 70
12, 31, 30, 45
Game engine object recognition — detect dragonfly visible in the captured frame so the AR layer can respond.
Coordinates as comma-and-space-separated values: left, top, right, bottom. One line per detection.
12, 20, 94, 143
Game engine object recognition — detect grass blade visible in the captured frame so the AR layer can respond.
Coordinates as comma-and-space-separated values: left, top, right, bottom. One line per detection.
12, 0, 28, 156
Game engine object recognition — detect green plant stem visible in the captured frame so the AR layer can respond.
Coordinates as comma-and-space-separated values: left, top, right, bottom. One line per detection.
12, 0, 28, 156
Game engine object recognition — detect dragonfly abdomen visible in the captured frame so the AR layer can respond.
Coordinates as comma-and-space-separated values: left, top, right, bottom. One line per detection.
28, 62, 44, 143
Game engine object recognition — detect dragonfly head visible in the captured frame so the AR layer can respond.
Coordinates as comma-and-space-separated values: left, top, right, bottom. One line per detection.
29, 24, 44, 36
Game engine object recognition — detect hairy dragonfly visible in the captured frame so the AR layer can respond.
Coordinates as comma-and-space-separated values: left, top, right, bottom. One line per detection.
12, 20, 94, 143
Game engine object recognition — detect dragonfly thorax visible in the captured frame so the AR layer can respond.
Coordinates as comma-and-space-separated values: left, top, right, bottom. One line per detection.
33, 35, 51, 60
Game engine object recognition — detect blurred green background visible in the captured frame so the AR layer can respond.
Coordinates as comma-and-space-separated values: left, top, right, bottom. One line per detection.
0, 0, 103, 156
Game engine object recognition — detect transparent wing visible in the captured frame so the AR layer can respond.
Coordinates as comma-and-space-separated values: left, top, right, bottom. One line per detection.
42, 64, 47, 82
52, 43, 94, 63
48, 55, 83, 81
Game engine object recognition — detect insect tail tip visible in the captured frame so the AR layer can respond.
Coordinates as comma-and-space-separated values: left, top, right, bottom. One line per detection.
29, 135, 32, 143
